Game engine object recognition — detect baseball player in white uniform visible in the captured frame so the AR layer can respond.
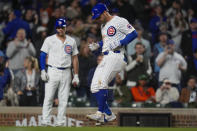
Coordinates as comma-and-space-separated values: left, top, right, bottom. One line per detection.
87, 3, 138, 123
40, 18, 79, 126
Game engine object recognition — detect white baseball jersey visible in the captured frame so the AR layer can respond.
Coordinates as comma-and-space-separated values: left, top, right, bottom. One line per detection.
101, 16, 135, 53
41, 34, 78, 125
41, 34, 78, 68
91, 16, 136, 93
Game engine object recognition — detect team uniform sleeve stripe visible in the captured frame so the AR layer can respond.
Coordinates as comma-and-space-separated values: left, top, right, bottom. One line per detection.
40, 51, 47, 70
120, 30, 138, 46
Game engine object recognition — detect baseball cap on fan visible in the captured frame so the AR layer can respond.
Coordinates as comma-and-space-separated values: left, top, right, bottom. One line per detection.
190, 18, 197, 23
138, 74, 148, 81
91, 3, 108, 20
167, 39, 175, 45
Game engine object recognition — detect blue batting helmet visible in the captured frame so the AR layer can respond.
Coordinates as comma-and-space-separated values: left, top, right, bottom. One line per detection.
55, 18, 67, 28
92, 3, 108, 20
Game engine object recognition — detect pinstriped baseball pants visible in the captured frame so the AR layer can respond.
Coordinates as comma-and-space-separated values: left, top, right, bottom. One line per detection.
91, 51, 127, 93
42, 67, 71, 125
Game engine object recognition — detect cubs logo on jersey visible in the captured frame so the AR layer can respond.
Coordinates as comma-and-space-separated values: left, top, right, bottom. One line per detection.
107, 26, 116, 36
64, 45, 72, 54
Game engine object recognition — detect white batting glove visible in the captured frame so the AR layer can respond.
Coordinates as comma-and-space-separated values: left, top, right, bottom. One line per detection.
109, 41, 121, 50
41, 70, 49, 82
88, 42, 100, 51
72, 74, 79, 87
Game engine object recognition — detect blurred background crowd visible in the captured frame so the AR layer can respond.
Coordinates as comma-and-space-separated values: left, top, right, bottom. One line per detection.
0, 0, 197, 108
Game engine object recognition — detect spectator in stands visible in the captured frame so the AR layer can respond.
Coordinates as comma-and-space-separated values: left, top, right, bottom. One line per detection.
169, 11, 188, 53
156, 78, 179, 106
72, 19, 88, 46
114, 0, 136, 23
59, 4, 67, 18
40, 9, 50, 27
134, 0, 151, 27
181, 18, 197, 59
131, 74, 155, 103
159, 0, 171, 13
47, 7, 61, 35
14, 56, 40, 106
185, 49, 197, 80
187, 9, 195, 23
0, 51, 11, 106
153, 32, 168, 61
80, 0, 96, 19
149, 5, 167, 44
66, 0, 81, 19
127, 26, 151, 58
165, 0, 187, 19
112, 71, 131, 107
23, 9, 39, 30
6, 28, 36, 74
125, 42, 152, 87
33, 26, 48, 61
3, 10, 31, 40
153, 32, 168, 86
78, 43, 96, 100
156, 39, 187, 92
159, 22, 168, 33
179, 76, 197, 107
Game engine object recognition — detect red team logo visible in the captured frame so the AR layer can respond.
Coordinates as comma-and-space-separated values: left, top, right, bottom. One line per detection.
107, 26, 116, 36
64, 45, 72, 54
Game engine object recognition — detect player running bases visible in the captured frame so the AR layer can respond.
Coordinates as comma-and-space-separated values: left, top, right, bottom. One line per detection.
40, 18, 79, 126
87, 3, 138, 123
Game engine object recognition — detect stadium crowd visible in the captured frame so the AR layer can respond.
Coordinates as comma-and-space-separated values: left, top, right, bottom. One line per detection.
0, 0, 197, 108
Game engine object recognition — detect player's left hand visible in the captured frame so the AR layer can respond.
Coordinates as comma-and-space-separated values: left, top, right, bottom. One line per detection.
109, 41, 121, 50
72, 74, 79, 87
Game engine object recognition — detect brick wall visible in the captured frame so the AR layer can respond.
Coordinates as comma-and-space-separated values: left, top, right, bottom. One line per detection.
0, 107, 197, 127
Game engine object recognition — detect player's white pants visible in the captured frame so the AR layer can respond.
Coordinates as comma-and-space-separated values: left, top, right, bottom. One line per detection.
42, 67, 71, 125
91, 51, 127, 93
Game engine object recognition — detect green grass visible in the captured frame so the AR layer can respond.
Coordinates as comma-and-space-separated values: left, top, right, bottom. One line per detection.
0, 127, 197, 131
